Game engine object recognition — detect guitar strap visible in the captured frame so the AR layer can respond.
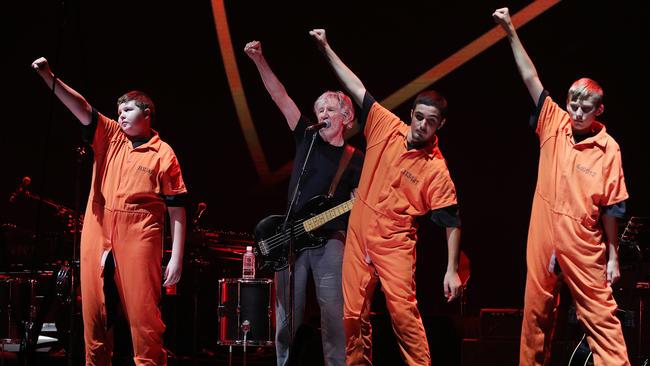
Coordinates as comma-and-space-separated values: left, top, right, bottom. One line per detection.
327, 144, 355, 198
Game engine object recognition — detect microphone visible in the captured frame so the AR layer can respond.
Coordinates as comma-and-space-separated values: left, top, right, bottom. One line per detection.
9, 176, 31, 203
193, 202, 207, 226
306, 120, 331, 131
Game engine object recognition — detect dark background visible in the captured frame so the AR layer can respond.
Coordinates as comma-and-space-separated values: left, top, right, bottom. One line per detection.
2, 0, 649, 363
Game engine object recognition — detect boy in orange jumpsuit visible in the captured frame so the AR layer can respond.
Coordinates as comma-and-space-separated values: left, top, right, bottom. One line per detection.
310, 29, 462, 366
32, 57, 187, 366
493, 8, 630, 366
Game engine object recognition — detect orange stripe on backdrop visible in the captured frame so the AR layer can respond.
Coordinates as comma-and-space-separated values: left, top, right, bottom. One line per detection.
211, 0, 271, 182
382, 0, 561, 110
212, 0, 560, 185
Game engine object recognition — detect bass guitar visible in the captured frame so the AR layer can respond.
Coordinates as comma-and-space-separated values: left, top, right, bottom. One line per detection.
254, 195, 355, 271
568, 334, 593, 366
567, 307, 635, 366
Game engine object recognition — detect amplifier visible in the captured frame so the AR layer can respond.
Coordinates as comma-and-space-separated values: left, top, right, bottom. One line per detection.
479, 308, 523, 340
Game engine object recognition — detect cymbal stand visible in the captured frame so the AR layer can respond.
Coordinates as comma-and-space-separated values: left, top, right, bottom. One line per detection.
66, 144, 87, 366
636, 281, 648, 366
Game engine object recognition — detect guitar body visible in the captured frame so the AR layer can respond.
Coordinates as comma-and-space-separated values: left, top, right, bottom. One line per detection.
568, 334, 593, 366
254, 195, 339, 271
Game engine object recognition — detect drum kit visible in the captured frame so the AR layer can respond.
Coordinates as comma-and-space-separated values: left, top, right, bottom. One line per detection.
1, 178, 278, 364
1, 177, 82, 360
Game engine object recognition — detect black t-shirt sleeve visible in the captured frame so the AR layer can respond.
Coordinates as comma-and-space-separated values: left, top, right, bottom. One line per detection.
603, 200, 626, 219
293, 115, 309, 144
529, 90, 550, 129
357, 92, 376, 133
81, 108, 100, 143
162, 193, 189, 208
430, 204, 461, 228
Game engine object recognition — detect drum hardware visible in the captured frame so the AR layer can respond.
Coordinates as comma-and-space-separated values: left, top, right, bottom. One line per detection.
20, 286, 38, 353
203, 244, 247, 263
195, 228, 254, 247
187, 227, 252, 278
635, 281, 649, 366
241, 320, 251, 365
186, 225, 253, 267
0, 276, 39, 352
54, 261, 79, 304
58, 145, 85, 366
8, 176, 31, 204
17, 190, 83, 237
620, 217, 649, 263
6, 171, 85, 363
191, 202, 207, 228
241, 320, 251, 343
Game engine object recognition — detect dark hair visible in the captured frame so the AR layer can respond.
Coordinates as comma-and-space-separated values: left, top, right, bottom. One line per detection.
117, 90, 156, 122
413, 90, 448, 119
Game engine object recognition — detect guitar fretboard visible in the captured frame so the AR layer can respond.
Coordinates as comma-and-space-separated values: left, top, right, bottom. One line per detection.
302, 199, 355, 232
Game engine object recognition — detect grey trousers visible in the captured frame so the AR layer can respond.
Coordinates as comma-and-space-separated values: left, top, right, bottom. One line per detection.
274, 236, 345, 366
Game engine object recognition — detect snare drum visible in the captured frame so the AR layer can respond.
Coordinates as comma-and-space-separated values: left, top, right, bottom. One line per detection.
217, 278, 273, 346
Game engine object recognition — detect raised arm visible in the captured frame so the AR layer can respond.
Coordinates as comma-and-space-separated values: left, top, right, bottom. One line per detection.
244, 41, 301, 130
493, 8, 544, 105
31, 57, 93, 125
309, 29, 366, 107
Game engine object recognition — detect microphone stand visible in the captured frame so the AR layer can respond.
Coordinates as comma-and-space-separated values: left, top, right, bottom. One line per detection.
189, 205, 207, 366
280, 129, 319, 357
67, 144, 87, 366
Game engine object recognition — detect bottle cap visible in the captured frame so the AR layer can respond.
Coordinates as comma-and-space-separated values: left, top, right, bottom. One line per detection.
246, 246, 252, 251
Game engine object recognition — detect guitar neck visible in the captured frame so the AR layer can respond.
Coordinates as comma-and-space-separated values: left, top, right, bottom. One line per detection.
302, 198, 355, 232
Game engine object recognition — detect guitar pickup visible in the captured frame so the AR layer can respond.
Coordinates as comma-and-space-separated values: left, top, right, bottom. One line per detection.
258, 240, 269, 256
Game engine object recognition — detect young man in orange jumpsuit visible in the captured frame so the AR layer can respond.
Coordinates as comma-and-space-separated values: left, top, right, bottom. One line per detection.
493, 8, 630, 366
310, 29, 463, 366
32, 57, 187, 366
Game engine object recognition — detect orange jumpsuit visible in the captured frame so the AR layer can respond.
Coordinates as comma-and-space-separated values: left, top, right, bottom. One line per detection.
80, 112, 186, 365
344, 98, 457, 366
520, 95, 629, 366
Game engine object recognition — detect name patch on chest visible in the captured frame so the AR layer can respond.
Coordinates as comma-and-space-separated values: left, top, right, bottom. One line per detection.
137, 165, 155, 176
401, 169, 420, 185
576, 164, 597, 177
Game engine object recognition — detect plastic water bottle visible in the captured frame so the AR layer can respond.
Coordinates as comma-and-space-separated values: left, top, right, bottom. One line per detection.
242, 246, 255, 279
